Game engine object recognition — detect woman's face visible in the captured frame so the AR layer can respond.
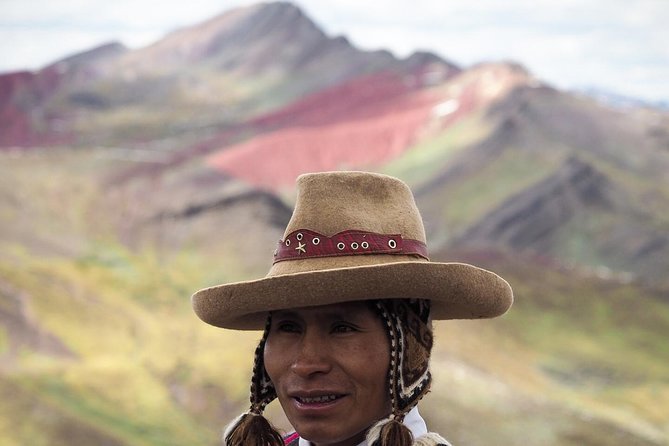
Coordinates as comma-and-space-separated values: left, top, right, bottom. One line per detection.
264, 301, 391, 446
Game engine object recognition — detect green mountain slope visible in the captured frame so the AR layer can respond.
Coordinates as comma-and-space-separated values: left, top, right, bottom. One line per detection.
385, 84, 669, 284
2, 2, 669, 445
1, 147, 668, 445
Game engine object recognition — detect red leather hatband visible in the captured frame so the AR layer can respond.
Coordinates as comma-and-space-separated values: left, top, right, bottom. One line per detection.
273, 229, 429, 263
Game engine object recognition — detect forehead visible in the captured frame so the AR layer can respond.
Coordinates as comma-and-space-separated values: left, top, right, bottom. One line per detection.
272, 301, 376, 319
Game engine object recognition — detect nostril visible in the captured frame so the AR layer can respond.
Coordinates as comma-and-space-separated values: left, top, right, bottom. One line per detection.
291, 350, 332, 377
291, 358, 332, 377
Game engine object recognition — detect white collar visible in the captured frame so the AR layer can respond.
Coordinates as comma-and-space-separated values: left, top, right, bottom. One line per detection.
298, 406, 427, 446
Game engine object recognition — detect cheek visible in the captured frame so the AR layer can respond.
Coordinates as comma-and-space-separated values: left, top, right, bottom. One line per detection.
360, 348, 388, 378
344, 339, 390, 401
368, 351, 391, 414
371, 349, 390, 394
263, 337, 284, 385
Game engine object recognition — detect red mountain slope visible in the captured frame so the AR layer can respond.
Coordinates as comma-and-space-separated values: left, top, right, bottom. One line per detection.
206, 62, 535, 191
206, 69, 440, 190
0, 68, 67, 147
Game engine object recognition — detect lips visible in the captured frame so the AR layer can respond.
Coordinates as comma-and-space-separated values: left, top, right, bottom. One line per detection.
296, 394, 341, 404
288, 389, 348, 409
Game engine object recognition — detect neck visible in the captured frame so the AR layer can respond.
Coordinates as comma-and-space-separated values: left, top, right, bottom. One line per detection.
312, 433, 365, 446
299, 407, 427, 446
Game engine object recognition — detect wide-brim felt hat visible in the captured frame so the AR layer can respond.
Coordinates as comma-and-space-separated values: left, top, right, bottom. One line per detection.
192, 171, 513, 330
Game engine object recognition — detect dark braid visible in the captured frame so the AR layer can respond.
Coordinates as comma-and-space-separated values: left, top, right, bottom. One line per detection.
223, 314, 283, 446
368, 301, 415, 446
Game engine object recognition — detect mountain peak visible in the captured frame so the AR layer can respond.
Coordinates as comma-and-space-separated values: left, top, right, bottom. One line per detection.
404, 50, 457, 68
111, 1, 335, 74
101, 0, 399, 97
45, 41, 127, 73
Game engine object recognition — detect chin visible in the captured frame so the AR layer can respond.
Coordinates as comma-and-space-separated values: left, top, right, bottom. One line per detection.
296, 425, 366, 446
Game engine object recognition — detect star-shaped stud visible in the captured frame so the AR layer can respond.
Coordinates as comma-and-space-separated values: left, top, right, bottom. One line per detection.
295, 242, 306, 254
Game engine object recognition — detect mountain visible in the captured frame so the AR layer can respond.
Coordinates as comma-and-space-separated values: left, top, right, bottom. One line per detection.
1, 2, 669, 446
0, 68, 65, 147
0, 2, 438, 149
456, 155, 669, 281
46, 41, 128, 73
0, 42, 129, 148
106, 1, 394, 78
206, 58, 460, 190
576, 86, 669, 111
395, 81, 669, 283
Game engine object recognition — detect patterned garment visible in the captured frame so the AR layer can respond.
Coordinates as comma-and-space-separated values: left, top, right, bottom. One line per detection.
283, 432, 299, 445
375, 299, 433, 417
279, 407, 453, 446
283, 433, 451, 446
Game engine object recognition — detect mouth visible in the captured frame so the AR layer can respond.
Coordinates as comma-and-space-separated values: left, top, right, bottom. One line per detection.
287, 390, 348, 411
294, 394, 343, 404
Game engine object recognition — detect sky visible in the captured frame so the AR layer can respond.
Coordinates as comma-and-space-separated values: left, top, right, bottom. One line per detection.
1, 0, 668, 102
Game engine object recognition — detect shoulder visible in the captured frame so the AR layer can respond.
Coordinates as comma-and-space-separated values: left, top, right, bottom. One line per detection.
283, 431, 300, 445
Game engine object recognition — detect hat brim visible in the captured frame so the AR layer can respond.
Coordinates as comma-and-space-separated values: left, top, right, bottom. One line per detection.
192, 261, 513, 330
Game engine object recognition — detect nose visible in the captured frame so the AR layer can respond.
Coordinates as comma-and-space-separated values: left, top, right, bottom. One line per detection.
291, 330, 332, 378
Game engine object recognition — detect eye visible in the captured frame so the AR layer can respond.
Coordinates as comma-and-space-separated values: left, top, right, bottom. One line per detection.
274, 321, 301, 334
332, 323, 357, 334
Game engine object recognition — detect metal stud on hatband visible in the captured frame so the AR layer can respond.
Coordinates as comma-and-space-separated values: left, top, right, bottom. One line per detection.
297, 233, 303, 241
351, 242, 359, 250
388, 239, 397, 249
285, 239, 291, 246
337, 242, 345, 250
295, 242, 306, 254
312, 237, 320, 245
361, 241, 369, 249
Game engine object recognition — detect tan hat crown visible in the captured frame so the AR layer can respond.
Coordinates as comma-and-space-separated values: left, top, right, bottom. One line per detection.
285, 171, 427, 242
267, 172, 430, 277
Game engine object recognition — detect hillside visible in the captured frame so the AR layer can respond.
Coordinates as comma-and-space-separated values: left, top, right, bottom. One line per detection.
0, 2, 415, 149
1, 1, 669, 445
1, 149, 667, 445
384, 82, 669, 283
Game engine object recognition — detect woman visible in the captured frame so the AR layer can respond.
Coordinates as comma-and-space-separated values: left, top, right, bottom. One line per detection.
192, 171, 513, 446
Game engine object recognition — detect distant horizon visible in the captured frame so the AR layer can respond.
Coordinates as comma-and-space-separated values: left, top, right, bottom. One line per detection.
7, 37, 667, 109
1, 0, 668, 103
